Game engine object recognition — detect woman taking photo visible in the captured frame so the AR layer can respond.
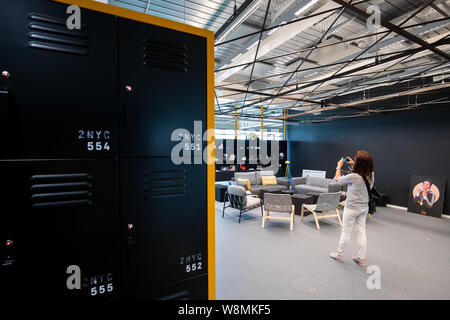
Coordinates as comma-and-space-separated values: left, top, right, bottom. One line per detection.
330, 150, 374, 266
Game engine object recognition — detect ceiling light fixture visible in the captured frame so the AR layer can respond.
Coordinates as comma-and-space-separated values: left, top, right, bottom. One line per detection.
247, 41, 259, 50
267, 21, 287, 35
215, 0, 265, 44
231, 53, 243, 62
294, 0, 319, 16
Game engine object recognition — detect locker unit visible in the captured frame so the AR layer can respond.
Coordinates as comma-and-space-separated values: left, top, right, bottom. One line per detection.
0, 0, 215, 300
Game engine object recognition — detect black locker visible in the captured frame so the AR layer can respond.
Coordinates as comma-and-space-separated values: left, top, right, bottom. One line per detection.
117, 17, 208, 297
0, 0, 117, 159
120, 158, 207, 295
0, 0, 211, 300
118, 17, 207, 157
0, 159, 120, 299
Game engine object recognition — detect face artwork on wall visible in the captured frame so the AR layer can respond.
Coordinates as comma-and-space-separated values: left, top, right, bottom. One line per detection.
408, 175, 447, 218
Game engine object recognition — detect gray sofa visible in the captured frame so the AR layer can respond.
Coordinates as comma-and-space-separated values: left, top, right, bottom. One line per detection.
292, 176, 344, 195
233, 170, 289, 195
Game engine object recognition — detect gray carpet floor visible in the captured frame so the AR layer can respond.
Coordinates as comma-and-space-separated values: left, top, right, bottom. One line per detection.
215, 201, 450, 300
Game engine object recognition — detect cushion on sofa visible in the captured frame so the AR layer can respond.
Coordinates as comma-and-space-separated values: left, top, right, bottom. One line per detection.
291, 177, 307, 187
261, 176, 277, 185
255, 170, 274, 185
249, 184, 287, 195
306, 177, 333, 188
294, 184, 328, 194
276, 178, 290, 188
248, 185, 266, 194
237, 178, 251, 190
235, 172, 257, 185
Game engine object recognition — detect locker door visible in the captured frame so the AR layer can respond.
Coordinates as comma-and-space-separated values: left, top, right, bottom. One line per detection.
123, 275, 208, 300
118, 18, 207, 157
0, 0, 117, 158
120, 158, 207, 294
0, 160, 120, 299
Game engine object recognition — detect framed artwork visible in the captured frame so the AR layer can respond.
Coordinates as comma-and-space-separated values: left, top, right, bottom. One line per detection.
407, 175, 446, 218
302, 169, 326, 178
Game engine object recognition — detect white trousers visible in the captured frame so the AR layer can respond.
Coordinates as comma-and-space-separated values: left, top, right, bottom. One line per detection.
337, 206, 368, 259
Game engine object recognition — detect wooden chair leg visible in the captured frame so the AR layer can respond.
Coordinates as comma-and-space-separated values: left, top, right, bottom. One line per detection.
301, 205, 305, 222
313, 212, 320, 229
267, 210, 270, 220
335, 209, 343, 226
290, 210, 294, 231
262, 210, 266, 228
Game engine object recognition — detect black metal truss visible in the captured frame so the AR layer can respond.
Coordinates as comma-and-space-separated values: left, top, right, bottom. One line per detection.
284, 58, 450, 117
262, 3, 351, 110
218, 39, 448, 114
281, 66, 450, 121
224, 4, 446, 114
217, 0, 444, 115
298, 0, 444, 102
214, 0, 371, 46
298, 95, 450, 123
215, 47, 437, 92
332, 0, 450, 61
217, 65, 449, 99
318, 40, 450, 106
215, 17, 450, 74
215, 0, 258, 41
241, 0, 272, 111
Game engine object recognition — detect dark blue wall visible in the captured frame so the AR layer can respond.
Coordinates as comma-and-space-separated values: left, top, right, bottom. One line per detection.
287, 106, 450, 213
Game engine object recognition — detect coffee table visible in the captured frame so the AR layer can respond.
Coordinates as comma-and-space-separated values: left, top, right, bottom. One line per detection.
306, 191, 321, 203
292, 194, 314, 216
259, 187, 285, 200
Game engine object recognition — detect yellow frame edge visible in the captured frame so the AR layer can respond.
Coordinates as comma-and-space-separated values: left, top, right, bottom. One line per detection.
52, 0, 214, 38
51, 0, 216, 300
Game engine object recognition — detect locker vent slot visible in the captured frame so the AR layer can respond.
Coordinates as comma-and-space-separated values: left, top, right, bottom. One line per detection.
27, 13, 89, 56
144, 169, 187, 199
142, 39, 188, 72
29, 173, 93, 208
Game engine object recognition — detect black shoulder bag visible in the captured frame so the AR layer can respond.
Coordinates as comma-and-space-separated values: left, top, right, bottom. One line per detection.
361, 175, 376, 214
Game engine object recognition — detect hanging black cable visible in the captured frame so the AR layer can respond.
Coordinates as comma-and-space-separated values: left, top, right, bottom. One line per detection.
225, 0, 440, 114
240, 0, 272, 115
262, 2, 352, 110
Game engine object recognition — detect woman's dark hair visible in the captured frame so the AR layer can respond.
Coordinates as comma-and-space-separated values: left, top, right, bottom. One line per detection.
352, 150, 374, 178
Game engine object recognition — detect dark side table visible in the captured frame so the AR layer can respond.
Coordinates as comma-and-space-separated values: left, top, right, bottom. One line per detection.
306, 191, 321, 203
215, 183, 228, 202
292, 194, 314, 216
